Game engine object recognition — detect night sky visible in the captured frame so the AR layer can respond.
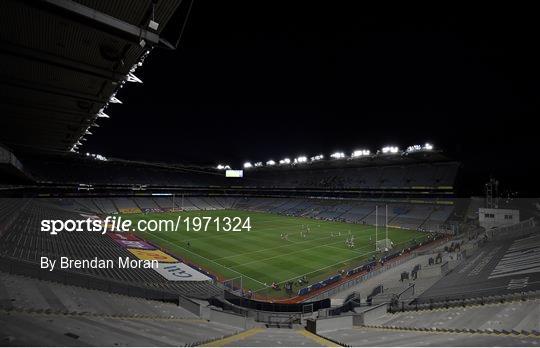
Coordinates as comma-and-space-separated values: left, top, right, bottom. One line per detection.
85, 5, 539, 195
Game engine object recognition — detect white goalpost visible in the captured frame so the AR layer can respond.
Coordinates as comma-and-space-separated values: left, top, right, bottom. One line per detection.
375, 205, 378, 250
376, 238, 394, 251
375, 204, 393, 252
223, 276, 243, 294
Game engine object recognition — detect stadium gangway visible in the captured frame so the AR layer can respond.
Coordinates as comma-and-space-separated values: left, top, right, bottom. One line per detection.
305, 253, 417, 302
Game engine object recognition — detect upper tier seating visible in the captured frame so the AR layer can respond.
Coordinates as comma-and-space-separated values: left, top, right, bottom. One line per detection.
22, 153, 459, 191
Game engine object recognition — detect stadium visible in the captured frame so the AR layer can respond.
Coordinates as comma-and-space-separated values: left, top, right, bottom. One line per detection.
0, 2, 539, 347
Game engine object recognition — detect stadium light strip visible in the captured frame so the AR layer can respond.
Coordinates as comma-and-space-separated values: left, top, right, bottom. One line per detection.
215, 142, 434, 169
70, 50, 152, 153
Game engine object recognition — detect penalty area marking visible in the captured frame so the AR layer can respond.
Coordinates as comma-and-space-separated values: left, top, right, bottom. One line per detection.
250, 234, 427, 292
138, 230, 267, 287
139, 224, 427, 292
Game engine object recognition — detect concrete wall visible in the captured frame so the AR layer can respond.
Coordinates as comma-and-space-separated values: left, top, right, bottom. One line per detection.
479, 208, 520, 230
355, 303, 388, 325
398, 284, 415, 299
178, 296, 203, 316
208, 309, 256, 329
418, 264, 442, 278
309, 315, 353, 334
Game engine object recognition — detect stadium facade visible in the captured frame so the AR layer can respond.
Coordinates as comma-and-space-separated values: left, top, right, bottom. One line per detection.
0, 1, 539, 346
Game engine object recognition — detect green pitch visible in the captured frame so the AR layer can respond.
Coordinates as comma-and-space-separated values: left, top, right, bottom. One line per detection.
124, 209, 427, 298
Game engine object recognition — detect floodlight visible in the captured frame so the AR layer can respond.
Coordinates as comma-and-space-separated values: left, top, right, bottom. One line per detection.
330, 152, 346, 159
407, 143, 433, 153
294, 156, 308, 164
97, 110, 110, 118
382, 146, 399, 154
254, 162, 263, 167
266, 160, 276, 166
127, 72, 143, 83
279, 158, 291, 165
243, 162, 253, 169
109, 95, 122, 104
310, 154, 324, 161
352, 149, 370, 158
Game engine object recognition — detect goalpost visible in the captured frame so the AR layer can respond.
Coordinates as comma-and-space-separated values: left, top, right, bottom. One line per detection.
375, 204, 393, 252
223, 276, 243, 294
376, 238, 394, 251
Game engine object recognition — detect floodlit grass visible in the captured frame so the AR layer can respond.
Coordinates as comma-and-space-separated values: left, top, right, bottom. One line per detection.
124, 209, 427, 298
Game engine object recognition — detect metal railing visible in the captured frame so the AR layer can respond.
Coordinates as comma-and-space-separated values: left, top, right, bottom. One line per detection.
306, 253, 415, 302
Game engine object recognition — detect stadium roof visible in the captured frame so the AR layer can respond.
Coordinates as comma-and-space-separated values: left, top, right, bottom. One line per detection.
0, 0, 188, 153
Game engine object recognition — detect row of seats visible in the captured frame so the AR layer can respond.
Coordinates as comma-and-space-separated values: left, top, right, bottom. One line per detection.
46, 196, 454, 232
243, 162, 459, 189
0, 311, 241, 346
233, 197, 453, 232
21, 153, 459, 190
0, 200, 222, 299
0, 271, 197, 318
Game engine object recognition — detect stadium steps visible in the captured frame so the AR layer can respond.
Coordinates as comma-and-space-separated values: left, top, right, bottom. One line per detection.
322, 326, 540, 347
74, 199, 101, 214
358, 206, 377, 224
110, 198, 120, 213
201, 327, 340, 347
403, 290, 540, 312
361, 324, 540, 338
132, 198, 144, 211
186, 197, 204, 210
387, 206, 410, 225
201, 197, 221, 209
417, 207, 437, 230
151, 197, 164, 209
0, 198, 30, 234
371, 298, 540, 333
0, 311, 241, 347
92, 198, 116, 214
268, 199, 295, 213
0, 272, 198, 319
90, 198, 105, 214
335, 205, 355, 219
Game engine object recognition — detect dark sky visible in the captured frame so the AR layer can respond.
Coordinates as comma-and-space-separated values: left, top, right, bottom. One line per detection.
86, 5, 539, 195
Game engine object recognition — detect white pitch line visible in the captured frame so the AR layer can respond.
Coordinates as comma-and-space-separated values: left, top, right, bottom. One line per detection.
230, 235, 372, 269
217, 224, 414, 267
213, 226, 374, 261
142, 210, 367, 243
173, 218, 308, 243
138, 229, 267, 287
250, 248, 377, 292
137, 213, 426, 291
251, 234, 428, 292
178, 224, 311, 245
